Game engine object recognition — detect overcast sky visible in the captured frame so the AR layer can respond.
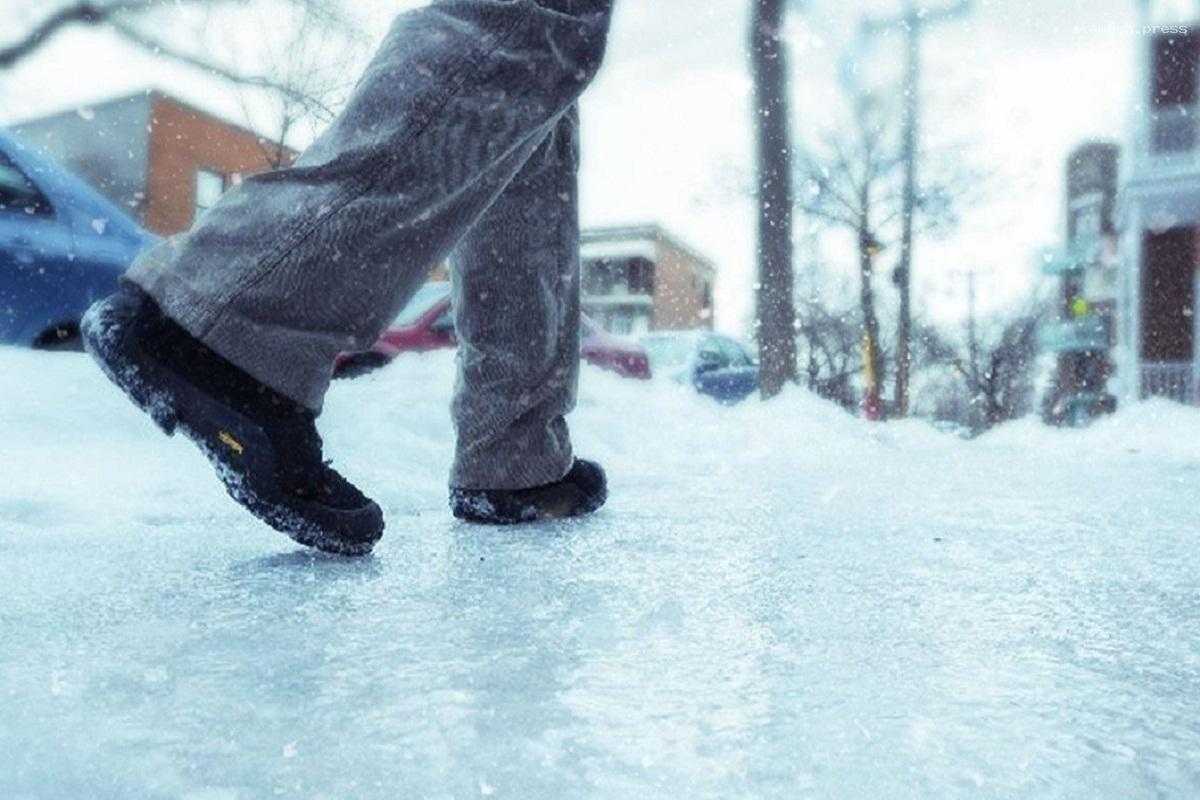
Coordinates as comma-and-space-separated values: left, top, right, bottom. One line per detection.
1, 0, 1146, 332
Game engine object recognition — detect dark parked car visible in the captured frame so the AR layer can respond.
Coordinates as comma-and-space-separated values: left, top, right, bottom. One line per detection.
0, 131, 155, 349
335, 281, 652, 380
640, 331, 759, 404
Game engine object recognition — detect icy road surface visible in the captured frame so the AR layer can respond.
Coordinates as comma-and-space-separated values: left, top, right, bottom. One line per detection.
2, 346, 1199, 799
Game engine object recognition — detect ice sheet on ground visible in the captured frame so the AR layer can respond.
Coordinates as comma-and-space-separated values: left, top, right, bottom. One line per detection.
2, 347, 1199, 798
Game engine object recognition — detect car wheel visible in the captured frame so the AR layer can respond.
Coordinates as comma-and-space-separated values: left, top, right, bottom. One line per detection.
32, 322, 83, 352
332, 351, 392, 380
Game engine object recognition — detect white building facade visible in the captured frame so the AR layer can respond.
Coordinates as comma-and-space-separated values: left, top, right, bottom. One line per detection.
1119, 0, 1200, 403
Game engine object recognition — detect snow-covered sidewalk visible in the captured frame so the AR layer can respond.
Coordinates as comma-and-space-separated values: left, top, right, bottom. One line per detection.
3, 346, 1199, 798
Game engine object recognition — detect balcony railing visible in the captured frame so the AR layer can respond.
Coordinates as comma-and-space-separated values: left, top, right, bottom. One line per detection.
1141, 361, 1199, 404
581, 290, 654, 308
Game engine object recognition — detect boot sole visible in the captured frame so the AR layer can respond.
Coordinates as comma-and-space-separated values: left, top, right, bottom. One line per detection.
82, 300, 381, 556
450, 482, 606, 526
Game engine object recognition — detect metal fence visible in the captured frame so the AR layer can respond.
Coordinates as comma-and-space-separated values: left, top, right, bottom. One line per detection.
1141, 362, 1199, 404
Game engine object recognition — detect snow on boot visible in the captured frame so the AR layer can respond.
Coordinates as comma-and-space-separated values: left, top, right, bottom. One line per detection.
81, 283, 384, 556
450, 459, 607, 525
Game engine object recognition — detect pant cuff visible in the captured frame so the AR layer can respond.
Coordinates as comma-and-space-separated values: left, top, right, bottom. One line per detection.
125, 252, 330, 413
451, 439, 573, 491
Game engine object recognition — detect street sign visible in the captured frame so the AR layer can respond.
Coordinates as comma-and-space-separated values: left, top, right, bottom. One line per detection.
1037, 239, 1102, 275
1040, 317, 1108, 353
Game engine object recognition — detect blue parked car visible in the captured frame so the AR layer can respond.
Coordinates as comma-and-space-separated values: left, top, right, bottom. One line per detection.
640, 331, 760, 404
0, 130, 154, 349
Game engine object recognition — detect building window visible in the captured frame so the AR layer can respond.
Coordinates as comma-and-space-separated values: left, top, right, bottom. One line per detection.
195, 169, 226, 220
628, 258, 655, 295
584, 257, 657, 297
1153, 31, 1200, 107
583, 258, 618, 296
1151, 31, 1200, 152
1070, 204, 1102, 245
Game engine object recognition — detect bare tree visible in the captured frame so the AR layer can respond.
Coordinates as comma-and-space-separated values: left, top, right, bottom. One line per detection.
961, 306, 1045, 431
226, 1, 368, 165
0, 2, 160, 69
913, 301, 1048, 434
795, 297, 864, 411
0, 1, 357, 120
750, 0, 798, 399
860, 0, 973, 419
796, 62, 978, 419
910, 320, 959, 371
797, 91, 902, 418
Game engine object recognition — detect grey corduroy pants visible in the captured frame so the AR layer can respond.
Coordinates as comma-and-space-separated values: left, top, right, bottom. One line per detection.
124, 0, 614, 490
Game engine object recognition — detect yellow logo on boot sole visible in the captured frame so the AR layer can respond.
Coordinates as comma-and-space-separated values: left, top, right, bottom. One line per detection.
218, 431, 245, 456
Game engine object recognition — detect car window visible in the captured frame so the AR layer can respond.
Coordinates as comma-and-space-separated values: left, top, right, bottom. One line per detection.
641, 335, 696, 369
393, 282, 451, 326
430, 306, 453, 333
0, 152, 53, 217
718, 337, 751, 367
697, 337, 730, 368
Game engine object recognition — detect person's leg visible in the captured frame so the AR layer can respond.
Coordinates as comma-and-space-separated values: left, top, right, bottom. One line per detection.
84, 0, 615, 552
126, 0, 615, 413
448, 105, 608, 525
449, 107, 582, 492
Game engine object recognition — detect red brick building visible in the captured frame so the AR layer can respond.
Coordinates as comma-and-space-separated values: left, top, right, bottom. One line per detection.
10, 90, 294, 236
580, 224, 715, 334
430, 224, 717, 334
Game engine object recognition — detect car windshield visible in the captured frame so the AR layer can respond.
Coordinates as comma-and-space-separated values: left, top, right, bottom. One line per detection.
0, 164, 36, 199
640, 335, 696, 369
393, 282, 450, 326
0, 155, 51, 216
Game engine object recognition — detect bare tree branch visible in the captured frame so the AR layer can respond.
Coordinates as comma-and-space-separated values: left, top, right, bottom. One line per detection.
108, 17, 339, 120
0, 1, 175, 69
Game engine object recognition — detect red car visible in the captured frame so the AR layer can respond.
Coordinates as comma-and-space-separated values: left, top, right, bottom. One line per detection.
334, 282, 651, 380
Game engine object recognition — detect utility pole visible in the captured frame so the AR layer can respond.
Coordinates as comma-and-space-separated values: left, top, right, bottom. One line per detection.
966, 269, 978, 386
951, 267, 982, 431
751, 0, 799, 398
861, 0, 972, 417
948, 268, 980, 381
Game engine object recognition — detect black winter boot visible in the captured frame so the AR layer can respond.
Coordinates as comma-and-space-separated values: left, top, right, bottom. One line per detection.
450, 459, 607, 525
81, 283, 384, 555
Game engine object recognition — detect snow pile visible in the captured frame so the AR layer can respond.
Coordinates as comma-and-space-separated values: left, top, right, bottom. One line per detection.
981, 398, 1200, 463
7, 343, 1194, 530
320, 345, 952, 511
